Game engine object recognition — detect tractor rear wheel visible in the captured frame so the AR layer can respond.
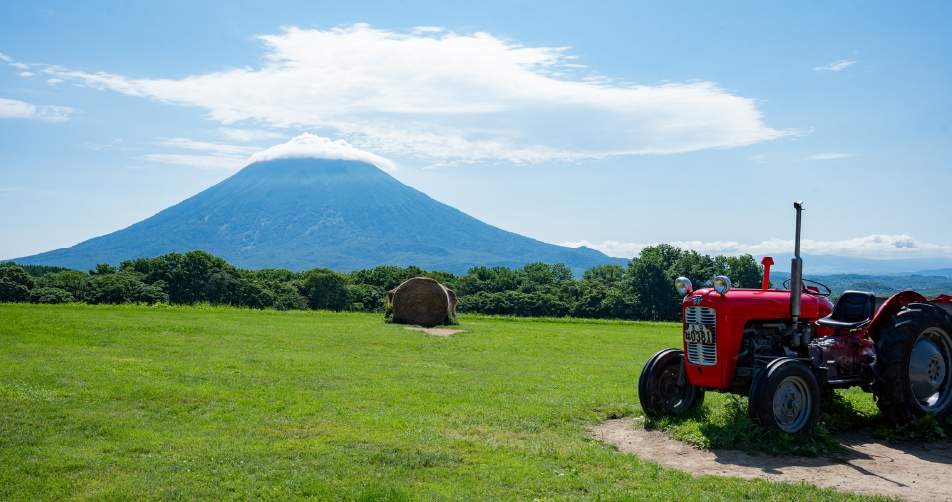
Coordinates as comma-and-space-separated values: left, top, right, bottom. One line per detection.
639, 349, 704, 418
748, 358, 821, 434
872, 303, 952, 423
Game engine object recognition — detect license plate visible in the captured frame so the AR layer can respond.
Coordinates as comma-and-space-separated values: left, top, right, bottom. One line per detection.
684, 324, 715, 345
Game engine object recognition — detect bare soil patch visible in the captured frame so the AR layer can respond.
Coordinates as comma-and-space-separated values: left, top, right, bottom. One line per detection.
590, 418, 952, 501
403, 326, 466, 337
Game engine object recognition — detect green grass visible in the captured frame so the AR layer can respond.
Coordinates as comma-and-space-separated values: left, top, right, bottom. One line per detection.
647, 364, 952, 456
0, 304, 890, 501
645, 389, 880, 458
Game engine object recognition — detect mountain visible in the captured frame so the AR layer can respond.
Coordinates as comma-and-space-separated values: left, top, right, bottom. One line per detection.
763, 273, 952, 299
10, 158, 626, 274
912, 268, 952, 277
755, 253, 952, 276
760, 254, 952, 298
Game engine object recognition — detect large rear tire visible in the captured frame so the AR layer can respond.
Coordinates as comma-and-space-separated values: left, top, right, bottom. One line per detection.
639, 349, 704, 418
872, 303, 952, 423
748, 358, 821, 434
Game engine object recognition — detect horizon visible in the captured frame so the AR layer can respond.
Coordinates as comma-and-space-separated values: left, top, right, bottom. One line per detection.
2, 1, 951, 267
5, 155, 952, 277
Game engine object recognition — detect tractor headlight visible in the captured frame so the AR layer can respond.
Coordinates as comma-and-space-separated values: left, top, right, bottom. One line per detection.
675, 277, 693, 295
713, 276, 732, 296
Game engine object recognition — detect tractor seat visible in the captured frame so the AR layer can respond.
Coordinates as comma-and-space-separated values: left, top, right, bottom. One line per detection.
816, 291, 876, 330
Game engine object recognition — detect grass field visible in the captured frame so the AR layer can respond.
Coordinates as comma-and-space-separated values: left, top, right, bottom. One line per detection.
0, 304, 889, 501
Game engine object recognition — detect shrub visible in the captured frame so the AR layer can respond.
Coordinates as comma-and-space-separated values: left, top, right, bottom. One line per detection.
302, 268, 351, 311
0, 266, 34, 302
30, 287, 75, 304
86, 273, 169, 304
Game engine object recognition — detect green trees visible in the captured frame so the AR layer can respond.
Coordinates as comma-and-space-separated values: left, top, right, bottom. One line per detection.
0, 261, 71, 277
0, 266, 34, 302
454, 263, 582, 318
89, 263, 117, 275
38, 270, 88, 300
582, 264, 625, 286
302, 268, 351, 311
625, 245, 681, 321
715, 255, 762, 288
29, 287, 75, 304
120, 251, 236, 304
0, 246, 768, 319
85, 272, 169, 304
623, 246, 764, 321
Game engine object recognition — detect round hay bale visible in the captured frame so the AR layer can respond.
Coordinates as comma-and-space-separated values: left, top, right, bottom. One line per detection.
445, 287, 458, 317
389, 277, 452, 327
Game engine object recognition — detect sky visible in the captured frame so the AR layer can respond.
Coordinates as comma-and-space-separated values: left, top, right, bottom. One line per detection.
1, 0, 951, 263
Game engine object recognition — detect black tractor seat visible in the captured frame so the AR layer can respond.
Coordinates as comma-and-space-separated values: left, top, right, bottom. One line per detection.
816, 291, 876, 330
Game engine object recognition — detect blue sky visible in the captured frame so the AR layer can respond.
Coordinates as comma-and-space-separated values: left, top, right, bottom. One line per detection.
2, 0, 950, 263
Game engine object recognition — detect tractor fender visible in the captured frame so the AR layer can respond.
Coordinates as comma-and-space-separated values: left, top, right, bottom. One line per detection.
868, 291, 928, 342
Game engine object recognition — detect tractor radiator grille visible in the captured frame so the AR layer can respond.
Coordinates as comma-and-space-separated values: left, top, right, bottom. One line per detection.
684, 306, 717, 366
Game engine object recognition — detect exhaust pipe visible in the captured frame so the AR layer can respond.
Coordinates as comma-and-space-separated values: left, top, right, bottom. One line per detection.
790, 201, 804, 325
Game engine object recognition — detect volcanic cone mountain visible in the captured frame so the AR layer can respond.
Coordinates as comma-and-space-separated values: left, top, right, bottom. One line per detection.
13, 158, 624, 273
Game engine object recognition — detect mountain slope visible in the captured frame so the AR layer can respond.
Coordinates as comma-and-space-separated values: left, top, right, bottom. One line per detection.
12, 159, 625, 273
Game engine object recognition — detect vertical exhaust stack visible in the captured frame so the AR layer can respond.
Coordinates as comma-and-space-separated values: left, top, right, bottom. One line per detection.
790, 201, 804, 325
760, 256, 774, 290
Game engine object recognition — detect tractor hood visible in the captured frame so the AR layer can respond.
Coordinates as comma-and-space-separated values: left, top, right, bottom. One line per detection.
685, 288, 833, 321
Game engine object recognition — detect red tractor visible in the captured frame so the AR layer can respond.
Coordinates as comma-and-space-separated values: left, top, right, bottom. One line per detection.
639, 201, 952, 434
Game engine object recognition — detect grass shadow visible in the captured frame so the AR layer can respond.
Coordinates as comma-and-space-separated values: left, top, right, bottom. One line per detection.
645, 388, 887, 457
647, 387, 952, 457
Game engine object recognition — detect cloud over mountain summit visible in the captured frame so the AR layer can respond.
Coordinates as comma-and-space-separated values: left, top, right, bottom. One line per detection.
249, 134, 395, 171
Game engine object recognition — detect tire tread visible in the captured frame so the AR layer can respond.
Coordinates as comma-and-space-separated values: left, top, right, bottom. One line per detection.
871, 303, 952, 423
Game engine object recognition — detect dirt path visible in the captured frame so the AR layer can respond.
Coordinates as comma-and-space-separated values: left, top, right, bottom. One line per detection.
403, 326, 466, 337
590, 418, 952, 501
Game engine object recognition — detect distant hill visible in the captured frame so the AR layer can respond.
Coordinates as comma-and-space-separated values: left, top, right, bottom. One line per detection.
912, 268, 952, 277
756, 253, 952, 275
10, 158, 626, 274
767, 271, 952, 299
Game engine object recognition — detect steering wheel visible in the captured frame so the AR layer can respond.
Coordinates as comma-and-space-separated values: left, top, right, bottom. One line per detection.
782, 278, 832, 297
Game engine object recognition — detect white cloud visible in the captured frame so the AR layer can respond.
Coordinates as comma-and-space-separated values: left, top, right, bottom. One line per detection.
47, 78, 63, 85
560, 235, 952, 259
248, 133, 396, 170
142, 153, 249, 170
422, 161, 458, 170
0, 97, 73, 122
45, 24, 790, 164
0, 53, 11, 62
143, 133, 393, 171
0, 98, 35, 118
18, 72, 35, 77
218, 128, 286, 142
803, 152, 856, 160
82, 138, 132, 151
10, 62, 29, 69
412, 26, 444, 34
157, 138, 260, 156
560, 240, 647, 259
814, 60, 856, 72
143, 137, 261, 170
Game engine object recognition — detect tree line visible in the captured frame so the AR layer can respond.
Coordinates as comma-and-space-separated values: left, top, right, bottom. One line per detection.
0, 245, 763, 321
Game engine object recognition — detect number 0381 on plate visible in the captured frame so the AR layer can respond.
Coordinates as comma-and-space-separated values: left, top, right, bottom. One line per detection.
684, 324, 715, 345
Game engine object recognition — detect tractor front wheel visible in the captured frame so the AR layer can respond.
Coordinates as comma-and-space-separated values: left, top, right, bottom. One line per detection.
872, 303, 952, 423
748, 358, 821, 434
638, 349, 704, 418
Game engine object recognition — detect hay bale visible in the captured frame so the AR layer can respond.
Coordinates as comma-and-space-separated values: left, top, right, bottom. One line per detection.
388, 277, 458, 327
